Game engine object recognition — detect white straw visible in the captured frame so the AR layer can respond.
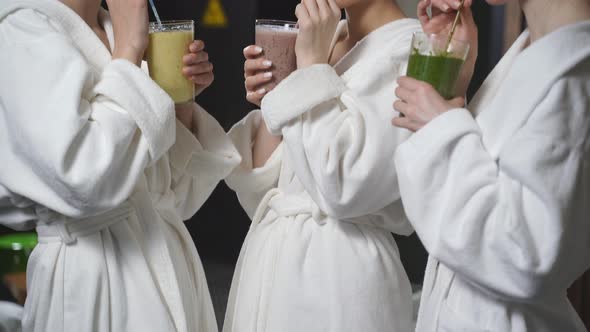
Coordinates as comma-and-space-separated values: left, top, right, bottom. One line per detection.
445, 0, 465, 53
148, 0, 162, 28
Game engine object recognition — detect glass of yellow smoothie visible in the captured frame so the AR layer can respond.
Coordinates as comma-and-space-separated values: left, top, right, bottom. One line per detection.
147, 20, 195, 105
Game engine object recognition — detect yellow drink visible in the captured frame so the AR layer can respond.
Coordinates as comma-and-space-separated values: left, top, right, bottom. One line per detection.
147, 21, 194, 104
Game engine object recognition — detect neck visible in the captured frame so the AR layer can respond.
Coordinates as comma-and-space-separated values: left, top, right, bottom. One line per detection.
59, 0, 102, 28
345, 1, 406, 43
521, 0, 590, 42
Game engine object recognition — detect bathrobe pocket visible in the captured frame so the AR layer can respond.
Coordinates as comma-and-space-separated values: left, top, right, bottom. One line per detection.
437, 300, 491, 332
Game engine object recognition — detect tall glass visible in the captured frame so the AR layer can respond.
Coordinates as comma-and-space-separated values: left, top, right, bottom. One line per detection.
406, 32, 470, 100
255, 19, 298, 91
147, 20, 195, 105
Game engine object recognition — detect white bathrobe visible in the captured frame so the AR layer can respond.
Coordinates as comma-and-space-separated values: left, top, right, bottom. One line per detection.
0, 1, 240, 331
224, 19, 421, 332
395, 22, 590, 332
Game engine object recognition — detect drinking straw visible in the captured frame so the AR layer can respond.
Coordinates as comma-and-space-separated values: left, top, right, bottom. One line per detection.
148, 0, 162, 28
444, 0, 466, 53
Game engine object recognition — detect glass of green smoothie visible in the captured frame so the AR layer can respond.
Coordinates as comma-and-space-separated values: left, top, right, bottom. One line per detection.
406, 32, 470, 100
147, 20, 195, 105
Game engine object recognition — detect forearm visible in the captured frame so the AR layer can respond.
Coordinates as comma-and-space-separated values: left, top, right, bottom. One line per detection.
262, 65, 404, 218
225, 111, 283, 218
256, 65, 343, 170
175, 103, 195, 132
112, 46, 144, 67
252, 120, 282, 168
169, 107, 241, 219
455, 67, 474, 99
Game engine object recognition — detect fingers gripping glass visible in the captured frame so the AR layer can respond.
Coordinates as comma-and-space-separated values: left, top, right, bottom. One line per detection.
398, 32, 470, 117
255, 19, 298, 92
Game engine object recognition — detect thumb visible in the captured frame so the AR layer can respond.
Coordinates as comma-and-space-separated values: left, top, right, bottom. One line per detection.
460, 6, 476, 30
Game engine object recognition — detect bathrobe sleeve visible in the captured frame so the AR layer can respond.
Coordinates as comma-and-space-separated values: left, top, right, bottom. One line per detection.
0, 9, 175, 219
394, 75, 590, 301
0, 185, 36, 230
260, 64, 410, 220
168, 103, 241, 220
224, 110, 283, 219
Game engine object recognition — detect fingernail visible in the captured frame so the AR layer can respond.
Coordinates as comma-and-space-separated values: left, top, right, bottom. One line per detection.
257, 88, 267, 95
454, 1, 462, 7
264, 72, 273, 78
245, 45, 263, 54
442, 4, 450, 11
263, 60, 272, 67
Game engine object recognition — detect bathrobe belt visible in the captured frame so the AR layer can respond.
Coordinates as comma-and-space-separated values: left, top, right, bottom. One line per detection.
252, 188, 328, 225
35, 202, 133, 245
252, 189, 400, 231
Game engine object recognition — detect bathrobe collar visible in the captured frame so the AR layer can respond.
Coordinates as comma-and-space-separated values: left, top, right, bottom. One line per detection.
0, 0, 113, 70
333, 18, 420, 78
474, 21, 590, 158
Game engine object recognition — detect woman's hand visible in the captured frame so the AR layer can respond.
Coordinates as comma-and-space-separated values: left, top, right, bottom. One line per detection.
243, 45, 274, 107
107, 0, 149, 66
294, 0, 341, 69
418, 0, 478, 97
392, 76, 465, 132
182, 40, 214, 96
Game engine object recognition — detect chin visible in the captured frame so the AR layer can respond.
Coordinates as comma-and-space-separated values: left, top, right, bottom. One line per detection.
334, 0, 363, 9
486, 0, 512, 5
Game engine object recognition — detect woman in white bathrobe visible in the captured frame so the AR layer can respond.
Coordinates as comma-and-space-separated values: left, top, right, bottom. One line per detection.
0, 0, 240, 331
223, 0, 421, 331
392, 0, 590, 331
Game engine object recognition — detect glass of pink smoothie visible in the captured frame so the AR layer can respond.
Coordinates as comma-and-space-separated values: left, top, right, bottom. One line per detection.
255, 19, 299, 91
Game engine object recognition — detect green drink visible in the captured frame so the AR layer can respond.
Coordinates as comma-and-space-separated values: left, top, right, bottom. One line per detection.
407, 53, 465, 99
406, 32, 470, 100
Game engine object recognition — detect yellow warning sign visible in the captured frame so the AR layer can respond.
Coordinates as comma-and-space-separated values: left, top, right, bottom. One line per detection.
202, 0, 228, 28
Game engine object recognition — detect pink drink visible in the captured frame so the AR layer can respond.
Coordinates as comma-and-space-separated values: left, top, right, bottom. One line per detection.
255, 20, 298, 90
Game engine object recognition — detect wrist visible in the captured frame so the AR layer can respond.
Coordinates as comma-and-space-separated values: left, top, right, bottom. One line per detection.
297, 57, 325, 69
112, 47, 144, 66
177, 117, 194, 132
175, 103, 195, 132
455, 67, 475, 97
296, 50, 329, 69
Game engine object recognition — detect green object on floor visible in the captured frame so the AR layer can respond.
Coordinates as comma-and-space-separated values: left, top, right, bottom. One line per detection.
0, 233, 38, 275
